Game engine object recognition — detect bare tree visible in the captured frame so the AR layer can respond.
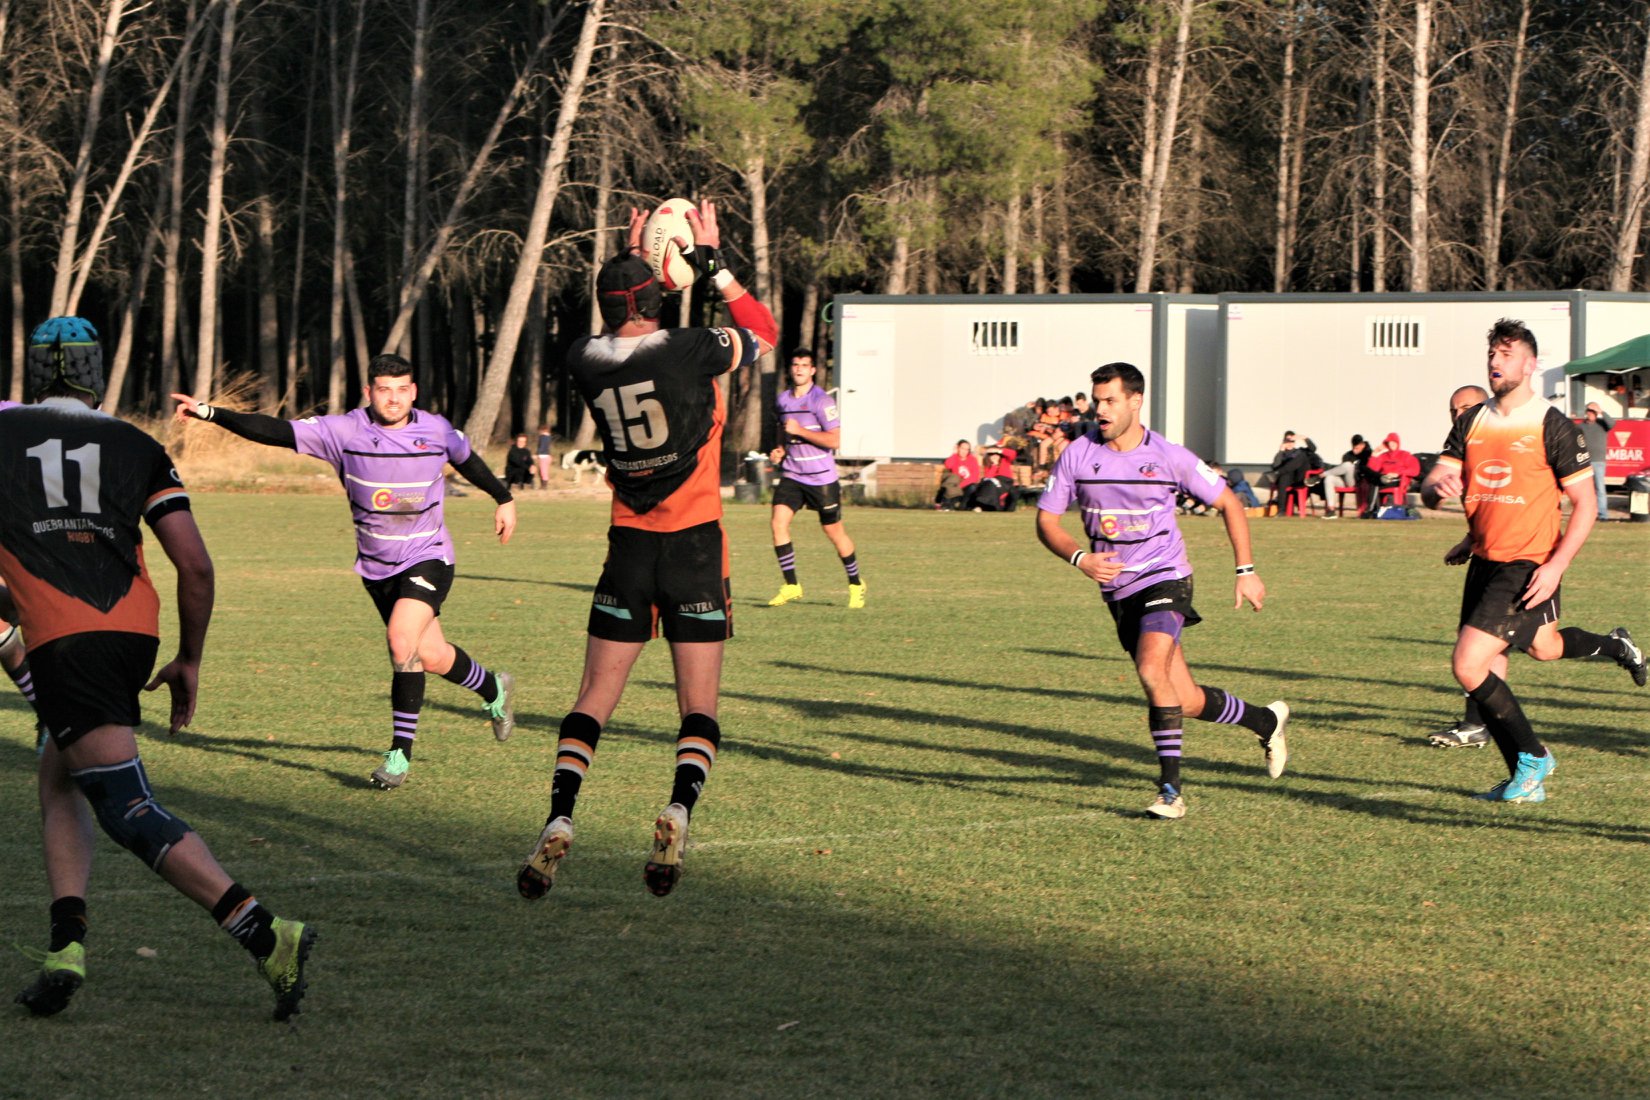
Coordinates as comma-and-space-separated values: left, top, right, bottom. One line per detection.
1136, 0, 1194, 292
48, 0, 127, 315
192, 0, 239, 398
1610, 14, 1650, 291
327, 0, 365, 412
1408, 0, 1432, 290
463, 0, 605, 442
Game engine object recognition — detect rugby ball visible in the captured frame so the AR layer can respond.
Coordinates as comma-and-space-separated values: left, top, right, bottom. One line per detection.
642, 198, 697, 291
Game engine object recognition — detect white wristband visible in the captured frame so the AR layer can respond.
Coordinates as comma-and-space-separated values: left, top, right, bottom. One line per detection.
1235, 563, 1255, 576
196, 402, 215, 421
1069, 549, 1087, 568
711, 268, 735, 291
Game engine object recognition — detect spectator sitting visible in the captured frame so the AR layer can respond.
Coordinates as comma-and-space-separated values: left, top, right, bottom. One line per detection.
1268, 432, 1321, 507
967, 445, 1018, 511
1029, 400, 1063, 469
936, 439, 980, 510
1072, 392, 1095, 426
1319, 433, 1372, 519
505, 432, 535, 490
1211, 462, 1261, 508
1365, 431, 1420, 515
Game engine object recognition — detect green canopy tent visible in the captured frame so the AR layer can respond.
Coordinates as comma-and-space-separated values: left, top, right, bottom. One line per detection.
1560, 334, 1650, 376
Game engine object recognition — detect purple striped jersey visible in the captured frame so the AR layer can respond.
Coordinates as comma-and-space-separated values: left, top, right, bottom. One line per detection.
774, 384, 840, 486
1038, 427, 1225, 601
291, 407, 470, 581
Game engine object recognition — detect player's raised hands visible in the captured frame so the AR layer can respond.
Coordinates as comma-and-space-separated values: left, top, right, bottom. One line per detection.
625, 206, 647, 255
686, 200, 721, 249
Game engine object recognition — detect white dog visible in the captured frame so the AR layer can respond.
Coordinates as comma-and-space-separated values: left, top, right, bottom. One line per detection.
560, 448, 606, 487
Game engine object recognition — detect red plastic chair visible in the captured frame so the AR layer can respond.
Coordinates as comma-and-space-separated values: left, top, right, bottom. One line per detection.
1374, 476, 1412, 512
1284, 470, 1325, 516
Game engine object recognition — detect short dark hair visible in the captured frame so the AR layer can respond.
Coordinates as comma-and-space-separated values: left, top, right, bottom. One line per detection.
789, 347, 815, 364
367, 353, 414, 384
1488, 317, 1537, 357
1090, 362, 1145, 395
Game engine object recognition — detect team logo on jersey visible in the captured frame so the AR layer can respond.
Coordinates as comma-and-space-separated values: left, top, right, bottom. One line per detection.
371, 488, 394, 509
413, 437, 429, 450
1139, 463, 1160, 477
1507, 434, 1537, 454
1099, 514, 1120, 538
1473, 460, 1513, 489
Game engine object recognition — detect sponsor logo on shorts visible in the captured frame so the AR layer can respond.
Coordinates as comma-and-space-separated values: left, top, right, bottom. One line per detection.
592, 592, 619, 606
371, 488, 394, 509
1473, 460, 1513, 489
409, 576, 437, 592
1144, 598, 1173, 607
677, 600, 721, 614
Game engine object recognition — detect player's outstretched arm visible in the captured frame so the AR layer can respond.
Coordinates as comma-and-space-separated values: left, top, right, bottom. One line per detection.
145, 509, 214, 733
682, 200, 779, 359
449, 450, 517, 544
170, 393, 298, 449
1211, 487, 1265, 611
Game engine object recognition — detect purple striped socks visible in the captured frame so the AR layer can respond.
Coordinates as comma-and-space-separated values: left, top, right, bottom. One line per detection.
1148, 705, 1183, 788
774, 542, 798, 584
841, 552, 861, 583
1194, 687, 1277, 739
442, 645, 499, 705
391, 671, 423, 758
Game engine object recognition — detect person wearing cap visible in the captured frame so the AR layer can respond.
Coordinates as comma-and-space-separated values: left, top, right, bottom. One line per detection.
2, 317, 315, 1020
1318, 433, 1373, 519
967, 443, 1018, 511
517, 198, 777, 902
1366, 431, 1421, 514
172, 352, 519, 791
765, 347, 866, 608
1577, 401, 1614, 520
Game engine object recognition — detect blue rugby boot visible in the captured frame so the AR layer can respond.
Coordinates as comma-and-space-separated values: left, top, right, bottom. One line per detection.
1501, 750, 1555, 802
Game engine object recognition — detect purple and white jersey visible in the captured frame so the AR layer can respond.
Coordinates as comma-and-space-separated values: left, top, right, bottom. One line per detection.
1039, 427, 1224, 601
775, 384, 840, 486
291, 407, 470, 581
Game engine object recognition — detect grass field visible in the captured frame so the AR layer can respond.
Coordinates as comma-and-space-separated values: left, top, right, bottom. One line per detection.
2, 492, 1648, 1098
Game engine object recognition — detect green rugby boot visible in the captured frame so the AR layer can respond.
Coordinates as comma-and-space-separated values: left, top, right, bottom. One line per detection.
257, 918, 316, 1022
370, 748, 410, 790
14, 941, 85, 1017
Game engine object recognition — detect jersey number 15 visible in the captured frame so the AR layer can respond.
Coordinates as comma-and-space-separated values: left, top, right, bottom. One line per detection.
591, 382, 667, 453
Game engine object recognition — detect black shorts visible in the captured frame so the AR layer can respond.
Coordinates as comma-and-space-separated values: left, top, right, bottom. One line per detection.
30, 632, 160, 748
362, 559, 454, 624
1460, 556, 1559, 652
1107, 578, 1202, 657
772, 478, 843, 525
589, 521, 732, 644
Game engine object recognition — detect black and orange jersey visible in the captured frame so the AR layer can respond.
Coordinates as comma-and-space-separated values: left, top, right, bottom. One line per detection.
567, 326, 753, 533
0, 399, 190, 649
1435, 397, 1592, 564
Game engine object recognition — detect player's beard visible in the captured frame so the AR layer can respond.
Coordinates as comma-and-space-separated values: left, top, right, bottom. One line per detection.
1099, 411, 1134, 443
1489, 374, 1522, 398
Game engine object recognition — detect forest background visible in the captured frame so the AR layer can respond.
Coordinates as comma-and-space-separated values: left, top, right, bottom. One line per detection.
6, 0, 1650, 454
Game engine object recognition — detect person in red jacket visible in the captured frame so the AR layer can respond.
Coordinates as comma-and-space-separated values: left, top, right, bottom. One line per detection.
936, 440, 981, 510
1365, 432, 1420, 514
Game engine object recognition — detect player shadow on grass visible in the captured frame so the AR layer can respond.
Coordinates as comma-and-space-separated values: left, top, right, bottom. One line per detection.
764, 660, 1142, 706
455, 572, 587, 592
153, 731, 376, 789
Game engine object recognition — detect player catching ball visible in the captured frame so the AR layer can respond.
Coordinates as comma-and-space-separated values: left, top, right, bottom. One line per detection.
518, 198, 776, 900
1035, 362, 1289, 819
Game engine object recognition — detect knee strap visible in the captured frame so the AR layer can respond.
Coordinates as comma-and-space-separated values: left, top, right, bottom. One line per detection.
70, 757, 191, 870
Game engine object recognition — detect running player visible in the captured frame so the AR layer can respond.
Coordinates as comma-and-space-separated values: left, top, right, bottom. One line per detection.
1035, 362, 1289, 819
1420, 319, 1645, 801
517, 199, 776, 898
170, 353, 518, 789
5, 317, 313, 1020
766, 347, 865, 609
